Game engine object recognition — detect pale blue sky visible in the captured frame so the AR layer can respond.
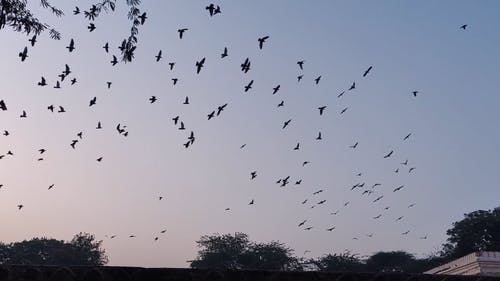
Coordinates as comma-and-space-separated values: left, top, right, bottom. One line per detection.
0, 0, 499, 267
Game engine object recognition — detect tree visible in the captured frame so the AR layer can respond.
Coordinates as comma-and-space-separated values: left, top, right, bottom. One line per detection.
442, 207, 500, 259
189, 233, 301, 271
310, 253, 365, 272
0, 233, 107, 266
364, 251, 416, 272
0, 0, 143, 62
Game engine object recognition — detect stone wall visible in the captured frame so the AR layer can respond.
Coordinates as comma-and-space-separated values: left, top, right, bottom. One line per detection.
1, 266, 500, 281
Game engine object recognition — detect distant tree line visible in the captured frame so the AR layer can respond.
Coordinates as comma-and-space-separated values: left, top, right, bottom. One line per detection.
190, 207, 500, 272
0, 232, 107, 266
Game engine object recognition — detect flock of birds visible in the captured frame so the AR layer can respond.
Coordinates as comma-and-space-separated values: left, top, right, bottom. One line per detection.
1, 3, 471, 255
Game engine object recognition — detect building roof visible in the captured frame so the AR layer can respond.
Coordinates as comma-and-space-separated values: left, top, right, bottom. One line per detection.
425, 252, 500, 277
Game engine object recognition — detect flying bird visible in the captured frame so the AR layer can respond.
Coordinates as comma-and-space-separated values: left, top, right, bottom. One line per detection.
29, 35, 37, 46
66, 39, 75, 52
89, 97, 97, 107
363, 66, 373, 77
282, 119, 291, 129
103, 42, 109, 53
0, 100, 7, 111
349, 82, 356, 90
178, 28, 188, 39
383, 150, 394, 158
221, 47, 228, 58
403, 133, 412, 141
88, 23, 96, 32
19, 47, 28, 61
318, 106, 326, 115
195, 57, 206, 74
73, 6, 80, 15
244, 80, 254, 92
314, 76, 321, 84
297, 60, 304, 70
272, 85, 280, 95
258, 36, 269, 49
460, 24, 467, 30
155, 50, 162, 62
110, 55, 118, 66
138, 12, 147, 25
412, 90, 419, 97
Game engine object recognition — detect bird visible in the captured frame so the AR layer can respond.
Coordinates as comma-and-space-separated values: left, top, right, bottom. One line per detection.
149, 96, 157, 103
66, 39, 75, 52
317, 200, 326, 205
195, 57, 205, 74
295, 179, 302, 185
250, 171, 257, 180
401, 159, 408, 165
106, 82, 112, 89
28, 35, 37, 46
103, 42, 109, 53
71, 78, 77, 85
138, 12, 147, 25
420, 235, 428, 240
318, 106, 327, 115
53, 81, 61, 89
282, 119, 291, 129
206, 4, 216, 16
293, 143, 300, 150
298, 220, 307, 227
214, 5, 221, 15
168, 62, 175, 70
412, 90, 419, 97
363, 66, 373, 77
258, 36, 269, 49
240, 144, 246, 149
19, 47, 28, 62
172, 116, 179, 125
179, 122, 185, 130
96, 157, 103, 162
155, 50, 162, 62
313, 190, 323, 195
88, 23, 96, 32
73, 6, 80, 15
340, 107, 348, 115
244, 80, 254, 92
249, 199, 254, 205
110, 55, 118, 66
373, 214, 382, 219
349, 142, 358, 149
3, 130, 9, 136
172, 78, 178, 85
89, 97, 97, 107
383, 150, 394, 158
349, 82, 356, 90
373, 196, 384, 203
304, 227, 313, 231
327, 226, 336, 231
17, 204, 24, 210
393, 185, 404, 192
394, 168, 399, 173
402, 230, 410, 235
20, 110, 27, 118
77, 132, 83, 139
408, 203, 416, 208
70, 140, 78, 149
96, 121, 102, 129
183, 97, 189, 105
297, 75, 303, 82
403, 133, 412, 141
272, 85, 280, 95
58, 106, 65, 113
337, 91, 345, 98
409, 167, 416, 173
207, 111, 215, 120
302, 161, 309, 166
241, 58, 251, 73
395, 216, 404, 222
314, 76, 321, 84
316, 132, 322, 140
460, 24, 467, 30
178, 28, 188, 39
301, 199, 308, 204
216, 103, 227, 116
0, 100, 7, 111
221, 47, 228, 58
297, 60, 304, 70
159, 196, 163, 201
48, 184, 54, 190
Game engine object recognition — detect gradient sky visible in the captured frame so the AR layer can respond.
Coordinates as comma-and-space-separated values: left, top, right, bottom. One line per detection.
1, 0, 499, 268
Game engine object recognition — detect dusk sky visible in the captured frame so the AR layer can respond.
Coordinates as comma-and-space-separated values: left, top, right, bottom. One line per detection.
1, 0, 499, 267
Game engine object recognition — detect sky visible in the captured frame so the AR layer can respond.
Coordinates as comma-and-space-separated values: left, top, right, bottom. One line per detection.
1, 0, 500, 268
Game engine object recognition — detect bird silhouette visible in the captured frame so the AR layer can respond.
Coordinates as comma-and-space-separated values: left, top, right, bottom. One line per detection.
401, 159, 408, 165
168, 62, 175, 70
297, 75, 303, 82
206, 4, 216, 16
340, 107, 348, 115
179, 122, 185, 130
149, 96, 157, 103
318, 106, 326, 115
293, 143, 300, 150
29, 35, 37, 46
373, 196, 384, 203
395, 216, 404, 222
393, 185, 404, 192
96, 157, 103, 162
460, 24, 467, 30
258, 36, 269, 49
349, 142, 358, 149
66, 39, 75, 52
19, 47, 28, 62
298, 220, 307, 227
20, 110, 27, 118
316, 132, 322, 140
138, 12, 147, 25
88, 23, 96, 32
0, 100, 7, 111
58, 106, 65, 113
178, 28, 188, 39
409, 167, 416, 173
183, 96, 189, 105
17, 204, 24, 210
314, 76, 321, 84
272, 85, 280, 95
207, 111, 215, 120
241, 58, 251, 73
337, 91, 345, 98
249, 199, 254, 205
103, 42, 109, 53
373, 214, 382, 219
155, 50, 162, 62
401, 230, 410, 235
96, 121, 102, 129
297, 60, 304, 70
195, 57, 205, 74
216, 103, 227, 116
327, 226, 336, 231
412, 90, 419, 97
73, 6, 80, 15
172, 116, 179, 125
282, 119, 291, 129
383, 150, 394, 158
89, 97, 97, 107
250, 171, 257, 179
172, 78, 178, 85
111, 55, 118, 66
221, 47, 228, 58
363, 66, 373, 77
244, 80, 254, 92
71, 78, 77, 85
403, 133, 412, 141
349, 82, 356, 90
70, 140, 78, 149
106, 82, 112, 89
48, 184, 54, 190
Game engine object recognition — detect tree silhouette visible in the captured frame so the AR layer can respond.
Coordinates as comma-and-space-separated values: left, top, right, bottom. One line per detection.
310, 253, 364, 272
189, 233, 301, 271
0, 233, 107, 266
442, 207, 500, 259
0, 0, 143, 62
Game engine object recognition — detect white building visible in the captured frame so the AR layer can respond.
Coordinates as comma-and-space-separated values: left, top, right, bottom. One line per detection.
425, 252, 500, 277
